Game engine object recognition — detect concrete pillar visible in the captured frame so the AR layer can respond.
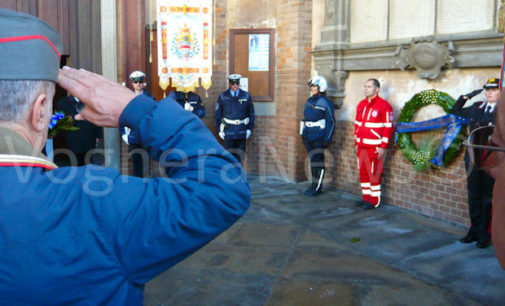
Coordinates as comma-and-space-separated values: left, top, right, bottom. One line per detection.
312, 0, 350, 107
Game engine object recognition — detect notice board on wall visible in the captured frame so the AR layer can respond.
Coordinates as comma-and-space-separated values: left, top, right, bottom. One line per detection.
229, 28, 275, 102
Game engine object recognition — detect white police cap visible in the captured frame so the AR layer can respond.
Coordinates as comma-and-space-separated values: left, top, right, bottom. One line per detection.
228, 74, 242, 81
129, 71, 146, 80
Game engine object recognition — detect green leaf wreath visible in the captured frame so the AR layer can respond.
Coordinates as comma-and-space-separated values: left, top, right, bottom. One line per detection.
396, 89, 466, 171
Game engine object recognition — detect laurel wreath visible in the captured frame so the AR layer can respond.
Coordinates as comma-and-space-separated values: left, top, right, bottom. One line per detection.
396, 89, 465, 171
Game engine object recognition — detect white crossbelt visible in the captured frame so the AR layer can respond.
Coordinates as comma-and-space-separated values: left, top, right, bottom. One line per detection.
223, 117, 250, 125
304, 119, 326, 129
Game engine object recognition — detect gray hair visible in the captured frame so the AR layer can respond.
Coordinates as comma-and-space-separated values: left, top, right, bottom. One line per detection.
0, 80, 55, 122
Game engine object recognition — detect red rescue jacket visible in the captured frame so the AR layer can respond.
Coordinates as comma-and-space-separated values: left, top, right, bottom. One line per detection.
354, 95, 394, 148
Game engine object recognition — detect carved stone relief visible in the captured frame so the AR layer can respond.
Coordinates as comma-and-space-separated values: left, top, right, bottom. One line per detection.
395, 37, 455, 80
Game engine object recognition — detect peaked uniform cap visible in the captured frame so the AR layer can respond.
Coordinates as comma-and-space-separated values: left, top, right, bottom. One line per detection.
129, 71, 146, 80
483, 78, 500, 89
0, 8, 62, 82
228, 74, 242, 81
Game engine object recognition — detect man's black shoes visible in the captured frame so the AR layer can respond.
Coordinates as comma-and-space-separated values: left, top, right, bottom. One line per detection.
459, 235, 477, 244
459, 235, 490, 248
355, 200, 368, 207
476, 240, 490, 248
304, 187, 322, 196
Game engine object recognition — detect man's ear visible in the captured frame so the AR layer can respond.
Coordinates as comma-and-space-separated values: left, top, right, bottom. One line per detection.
30, 93, 50, 132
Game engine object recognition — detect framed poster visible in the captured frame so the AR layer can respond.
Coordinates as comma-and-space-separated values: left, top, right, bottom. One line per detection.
229, 29, 275, 102
248, 34, 270, 71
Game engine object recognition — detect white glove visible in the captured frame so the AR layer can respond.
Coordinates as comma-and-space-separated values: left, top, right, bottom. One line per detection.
219, 131, 225, 140
121, 127, 131, 144
246, 129, 251, 139
184, 102, 194, 112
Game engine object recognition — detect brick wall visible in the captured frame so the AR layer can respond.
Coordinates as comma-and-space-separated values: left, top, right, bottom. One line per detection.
317, 120, 470, 226
273, 0, 313, 180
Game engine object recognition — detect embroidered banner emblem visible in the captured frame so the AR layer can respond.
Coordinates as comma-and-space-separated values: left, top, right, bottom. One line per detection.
157, 0, 213, 94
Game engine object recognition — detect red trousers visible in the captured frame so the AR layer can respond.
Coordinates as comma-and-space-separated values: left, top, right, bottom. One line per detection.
357, 147, 385, 207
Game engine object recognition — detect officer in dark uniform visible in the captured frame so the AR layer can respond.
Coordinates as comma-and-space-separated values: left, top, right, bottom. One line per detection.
168, 90, 206, 118
56, 95, 103, 166
121, 70, 153, 177
214, 74, 255, 163
451, 78, 500, 248
300, 76, 335, 196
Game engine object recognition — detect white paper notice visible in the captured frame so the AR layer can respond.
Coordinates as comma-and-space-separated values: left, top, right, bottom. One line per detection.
389, 0, 435, 39
437, 0, 495, 34
240, 77, 248, 92
248, 34, 269, 71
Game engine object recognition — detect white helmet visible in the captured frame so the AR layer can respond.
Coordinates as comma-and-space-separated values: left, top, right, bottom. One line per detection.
308, 76, 328, 92
129, 70, 146, 80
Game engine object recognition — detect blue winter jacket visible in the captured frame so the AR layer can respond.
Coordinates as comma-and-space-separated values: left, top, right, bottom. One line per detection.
0, 94, 250, 305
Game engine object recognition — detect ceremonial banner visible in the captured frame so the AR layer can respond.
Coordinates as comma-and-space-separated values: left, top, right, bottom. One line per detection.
157, 0, 212, 93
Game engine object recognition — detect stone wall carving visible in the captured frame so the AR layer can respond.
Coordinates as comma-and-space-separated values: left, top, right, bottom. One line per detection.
395, 38, 455, 80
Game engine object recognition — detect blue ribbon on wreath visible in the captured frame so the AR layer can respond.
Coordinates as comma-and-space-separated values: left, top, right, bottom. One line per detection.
395, 114, 468, 167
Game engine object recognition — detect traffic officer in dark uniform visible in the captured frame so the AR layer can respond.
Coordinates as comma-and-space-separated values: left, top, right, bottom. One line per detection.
168, 90, 206, 118
120, 70, 153, 177
451, 78, 500, 248
300, 76, 335, 196
214, 74, 255, 164
0, 8, 249, 304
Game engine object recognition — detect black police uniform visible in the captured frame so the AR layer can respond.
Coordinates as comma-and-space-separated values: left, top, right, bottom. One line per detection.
56, 96, 103, 166
451, 84, 497, 247
301, 93, 335, 196
168, 91, 206, 118
214, 89, 255, 163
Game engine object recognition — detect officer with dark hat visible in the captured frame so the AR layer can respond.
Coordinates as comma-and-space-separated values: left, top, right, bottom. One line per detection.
0, 8, 249, 304
300, 76, 335, 196
451, 77, 501, 248
214, 74, 255, 163
168, 90, 206, 118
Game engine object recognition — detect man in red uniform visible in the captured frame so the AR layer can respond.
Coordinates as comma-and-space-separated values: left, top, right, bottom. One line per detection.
354, 78, 394, 209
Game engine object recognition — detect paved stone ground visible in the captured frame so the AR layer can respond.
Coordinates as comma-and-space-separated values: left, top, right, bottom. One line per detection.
144, 176, 505, 305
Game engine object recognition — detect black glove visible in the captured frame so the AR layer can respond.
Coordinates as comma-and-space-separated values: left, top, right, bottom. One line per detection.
323, 140, 330, 148
464, 89, 483, 100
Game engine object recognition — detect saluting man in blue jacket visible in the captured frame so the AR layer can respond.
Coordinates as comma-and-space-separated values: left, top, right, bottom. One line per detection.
0, 9, 249, 305
300, 76, 336, 196
215, 74, 255, 163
